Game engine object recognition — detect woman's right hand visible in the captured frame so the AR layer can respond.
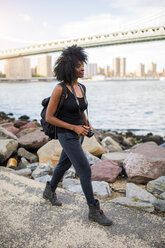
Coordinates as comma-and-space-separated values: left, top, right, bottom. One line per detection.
73, 125, 89, 136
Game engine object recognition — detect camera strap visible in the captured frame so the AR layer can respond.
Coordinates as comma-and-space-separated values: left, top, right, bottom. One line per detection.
70, 83, 89, 126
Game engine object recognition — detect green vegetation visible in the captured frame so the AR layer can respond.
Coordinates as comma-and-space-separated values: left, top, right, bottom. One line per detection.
32, 74, 45, 77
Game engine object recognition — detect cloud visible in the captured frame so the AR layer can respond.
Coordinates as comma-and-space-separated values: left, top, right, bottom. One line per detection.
60, 5, 165, 39
42, 21, 52, 29
21, 14, 32, 22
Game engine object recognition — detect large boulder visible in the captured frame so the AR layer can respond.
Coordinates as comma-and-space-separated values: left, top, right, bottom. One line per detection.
62, 178, 111, 197
18, 129, 49, 150
16, 127, 40, 138
0, 139, 18, 163
37, 140, 62, 166
13, 168, 32, 177
82, 135, 104, 157
84, 151, 101, 166
18, 147, 38, 163
19, 122, 38, 130
0, 126, 18, 140
146, 176, 165, 194
91, 159, 122, 183
101, 152, 129, 164
123, 143, 165, 183
126, 183, 156, 203
31, 162, 54, 179
0, 122, 20, 135
101, 136, 123, 152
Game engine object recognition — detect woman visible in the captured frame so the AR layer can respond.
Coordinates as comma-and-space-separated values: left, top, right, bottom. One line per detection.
43, 45, 113, 226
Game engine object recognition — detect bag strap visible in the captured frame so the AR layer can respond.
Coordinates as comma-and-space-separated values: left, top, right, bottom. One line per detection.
56, 82, 67, 115
70, 83, 90, 126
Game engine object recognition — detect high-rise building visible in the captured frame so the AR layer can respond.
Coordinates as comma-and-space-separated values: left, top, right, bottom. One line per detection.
148, 62, 157, 76
84, 63, 97, 78
113, 57, 126, 76
104, 65, 111, 75
136, 63, 145, 76
113, 57, 120, 76
120, 58, 126, 76
4, 57, 31, 79
37, 55, 53, 77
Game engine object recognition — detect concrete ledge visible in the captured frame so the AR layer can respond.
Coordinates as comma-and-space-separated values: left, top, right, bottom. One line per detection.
0, 167, 164, 248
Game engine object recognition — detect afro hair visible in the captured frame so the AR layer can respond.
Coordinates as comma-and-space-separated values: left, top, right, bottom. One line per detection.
54, 45, 88, 84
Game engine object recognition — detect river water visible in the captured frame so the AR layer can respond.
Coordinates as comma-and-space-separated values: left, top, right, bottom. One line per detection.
0, 80, 165, 137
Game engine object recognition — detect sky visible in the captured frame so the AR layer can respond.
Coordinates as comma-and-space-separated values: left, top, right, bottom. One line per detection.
0, 0, 165, 73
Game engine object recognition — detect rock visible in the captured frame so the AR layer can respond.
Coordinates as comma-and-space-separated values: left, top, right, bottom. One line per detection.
0, 139, 18, 163
159, 142, 165, 147
18, 129, 49, 150
82, 135, 104, 157
140, 134, 164, 145
18, 115, 30, 121
37, 140, 62, 166
151, 199, 165, 212
84, 151, 101, 166
126, 183, 156, 203
101, 136, 123, 152
122, 137, 136, 147
146, 176, 165, 194
19, 122, 38, 130
64, 168, 76, 179
92, 181, 112, 197
0, 122, 20, 135
124, 143, 165, 183
35, 175, 52, 183
91, 160, 122, 183
18, 147, 38, 163
101, 152, 129, 164
27, 162, 38, 171
16, 128, 40, 138
62, 178, 111, 197
13, 168, 32, 177
0, 126, 18, 140
128, 142, 158, 151
17, 157, 29, 169
110, 197, 154, 213
159, 192, 165, 200
31, 162, 54, 179
14, 120, 28, 128
6, 158, 17, 168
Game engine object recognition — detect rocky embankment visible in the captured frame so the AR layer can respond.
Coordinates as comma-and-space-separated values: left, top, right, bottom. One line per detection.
0, 111, 165, 215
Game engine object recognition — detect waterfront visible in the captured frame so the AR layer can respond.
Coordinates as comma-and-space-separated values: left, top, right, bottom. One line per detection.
0, 80, 165, 137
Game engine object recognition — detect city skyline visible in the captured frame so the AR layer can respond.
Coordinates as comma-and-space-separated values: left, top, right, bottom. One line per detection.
2, 54, 164, 79
0, 1, 165, 72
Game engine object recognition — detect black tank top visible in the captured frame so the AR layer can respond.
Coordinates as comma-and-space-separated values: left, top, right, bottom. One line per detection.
57, 83, 88, 133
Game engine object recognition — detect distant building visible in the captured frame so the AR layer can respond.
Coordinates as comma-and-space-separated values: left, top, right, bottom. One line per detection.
84, 63, 97, 78
148, 62, 157, 76
136, 63, 145, 76
31, 66, 37, 75
120, 58, 126, 76
4, 57, 31, 79
97, 67, 104, 75
113, 57, 120, 76
104, 65, 111, 75
112, 57, 126, 76
37, 55, 53, 77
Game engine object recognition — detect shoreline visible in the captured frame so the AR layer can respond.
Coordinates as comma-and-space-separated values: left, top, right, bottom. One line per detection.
0, 111, 165, 142
0, 76, 164, 83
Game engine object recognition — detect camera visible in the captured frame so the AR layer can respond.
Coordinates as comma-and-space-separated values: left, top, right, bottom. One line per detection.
86, 127, 94, 138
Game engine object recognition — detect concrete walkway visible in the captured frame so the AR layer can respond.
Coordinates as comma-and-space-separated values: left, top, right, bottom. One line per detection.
0, 167, 164, 248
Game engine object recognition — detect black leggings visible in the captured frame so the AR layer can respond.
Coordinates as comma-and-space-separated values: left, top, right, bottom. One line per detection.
50, 129, 95, 205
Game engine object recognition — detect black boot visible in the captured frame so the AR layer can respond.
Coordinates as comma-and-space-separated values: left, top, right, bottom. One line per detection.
88, 199, 113, 226
43, 181, 62, 206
